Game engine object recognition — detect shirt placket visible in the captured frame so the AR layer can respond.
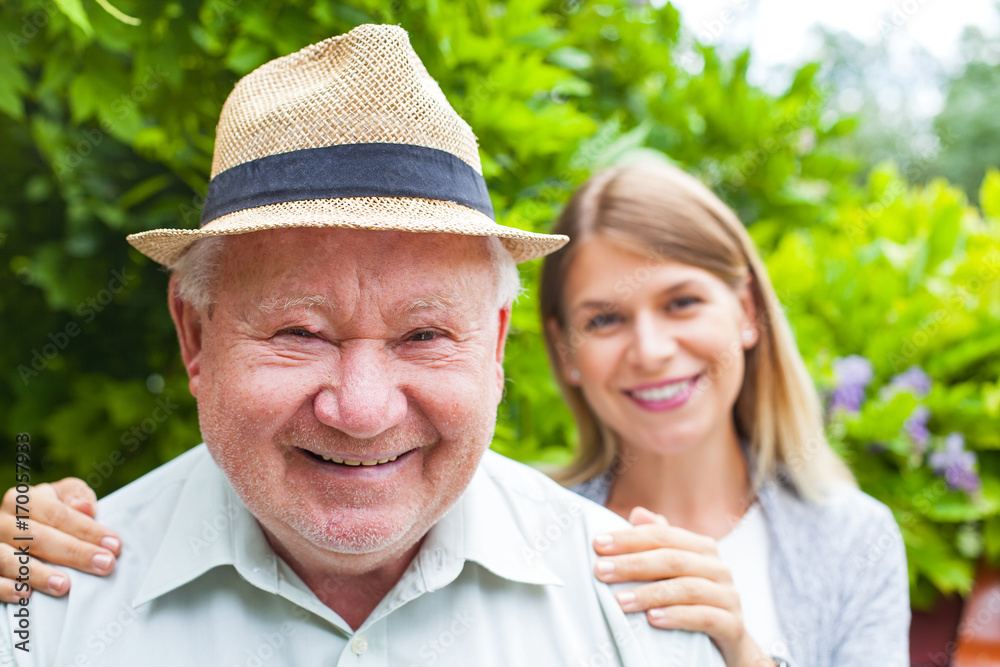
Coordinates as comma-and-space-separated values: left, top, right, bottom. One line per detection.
336, 619, 387, 667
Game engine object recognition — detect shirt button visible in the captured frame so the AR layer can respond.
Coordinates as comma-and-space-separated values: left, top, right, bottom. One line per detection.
350, 635, 368, 655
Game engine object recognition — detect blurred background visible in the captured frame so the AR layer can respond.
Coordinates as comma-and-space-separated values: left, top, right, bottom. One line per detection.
2, 0, 999, 662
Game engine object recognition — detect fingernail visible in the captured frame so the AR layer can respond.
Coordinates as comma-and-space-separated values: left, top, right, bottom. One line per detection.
92, 553, 114, 571
648, 608, 667, 620
100, 536, 121, 553
48, 574, 68, 593
616, 591, 636, 610
595, 534, 614, 546
596, 560, 615, 574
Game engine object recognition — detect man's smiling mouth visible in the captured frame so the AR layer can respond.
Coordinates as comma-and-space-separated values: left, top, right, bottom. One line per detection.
299, 448, 407, 467
317, 454, 399, 466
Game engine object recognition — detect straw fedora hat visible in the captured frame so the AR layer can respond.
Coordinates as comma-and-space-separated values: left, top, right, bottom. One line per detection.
126, 24, 568, 265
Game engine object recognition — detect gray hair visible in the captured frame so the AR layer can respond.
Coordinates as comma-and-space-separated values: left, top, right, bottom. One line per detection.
171, 233, 521, 312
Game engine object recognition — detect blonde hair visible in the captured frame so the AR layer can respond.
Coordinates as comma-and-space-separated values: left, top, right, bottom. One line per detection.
539, 161, 854, 502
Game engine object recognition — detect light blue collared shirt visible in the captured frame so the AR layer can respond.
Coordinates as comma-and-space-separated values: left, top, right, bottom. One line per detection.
1, 445, 723, 667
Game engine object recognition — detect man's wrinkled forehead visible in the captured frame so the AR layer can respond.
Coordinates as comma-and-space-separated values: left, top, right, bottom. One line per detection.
214, 227, 495, 315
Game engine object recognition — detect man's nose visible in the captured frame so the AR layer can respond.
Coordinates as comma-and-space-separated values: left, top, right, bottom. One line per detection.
312, 344, 408, 439
626, 310, 678, 369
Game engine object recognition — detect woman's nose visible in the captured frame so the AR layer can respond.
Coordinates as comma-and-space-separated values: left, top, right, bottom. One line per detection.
626, 310, 678, 369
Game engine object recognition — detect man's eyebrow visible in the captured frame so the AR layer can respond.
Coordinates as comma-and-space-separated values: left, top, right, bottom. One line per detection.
258, 294, 329, 312
404, 290, 463, 313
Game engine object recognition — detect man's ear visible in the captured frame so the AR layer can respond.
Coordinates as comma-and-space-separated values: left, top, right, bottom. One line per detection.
168, 274, 205, 398
494, 305, 512, 399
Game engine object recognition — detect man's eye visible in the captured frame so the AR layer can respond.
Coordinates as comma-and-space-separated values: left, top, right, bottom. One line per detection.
584, 312, 620, 331
408, 331, 437, 342
278, 328, 317, 338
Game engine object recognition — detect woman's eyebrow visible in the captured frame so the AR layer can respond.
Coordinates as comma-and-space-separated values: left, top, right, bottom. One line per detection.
572, 279, 704, 312
660, 279, 701, 294
574, 300, 618, 313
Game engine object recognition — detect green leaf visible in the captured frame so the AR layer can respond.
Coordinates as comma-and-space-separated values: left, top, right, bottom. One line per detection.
510, 26, 563, 50
52, 0, 94, 36
985, 515, 1000, 563
923, 493, 990, 523
956, 524, 983, 559
551, 77, 592, 99
225, 38, 271, 75
587, 120, 655, 171
981, 169, 1000, 220
547, 47, 593, 72
924, 198, 963, 272
0, 57, 28, 121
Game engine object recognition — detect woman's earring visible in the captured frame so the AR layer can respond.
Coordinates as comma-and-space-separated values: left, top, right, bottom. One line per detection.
569, 369, 581, 382
742, 330, 754, 344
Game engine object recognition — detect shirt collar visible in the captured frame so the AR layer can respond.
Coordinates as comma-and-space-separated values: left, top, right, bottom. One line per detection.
418, 450, 563, 591
133, 447, 561, 609
133, 448, 279, 607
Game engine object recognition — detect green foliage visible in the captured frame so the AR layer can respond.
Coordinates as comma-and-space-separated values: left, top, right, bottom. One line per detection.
763, 166, 1000, 607
1, 0, 996, 608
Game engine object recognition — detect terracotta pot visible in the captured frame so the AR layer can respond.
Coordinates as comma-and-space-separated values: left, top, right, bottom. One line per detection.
911, 595, 965, 667
909, 563, 1000, 667
953, 564, 1000, 667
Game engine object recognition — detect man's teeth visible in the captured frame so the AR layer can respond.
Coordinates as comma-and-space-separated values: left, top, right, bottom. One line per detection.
318, 455, 400, 466
631, 380, 691, 402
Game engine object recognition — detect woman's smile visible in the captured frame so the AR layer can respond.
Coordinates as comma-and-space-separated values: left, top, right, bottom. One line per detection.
623, 373, 702, 411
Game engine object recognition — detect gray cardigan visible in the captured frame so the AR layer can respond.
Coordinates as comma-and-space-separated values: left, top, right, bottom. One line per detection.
571, 473, 911, 667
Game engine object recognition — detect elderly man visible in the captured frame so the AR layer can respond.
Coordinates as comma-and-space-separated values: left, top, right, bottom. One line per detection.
1, 25, 724, 666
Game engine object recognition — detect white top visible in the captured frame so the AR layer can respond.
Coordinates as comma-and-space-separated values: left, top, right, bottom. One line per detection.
717, 502, 789, 661
3, 444, 726, 667
572, 471, 912, 667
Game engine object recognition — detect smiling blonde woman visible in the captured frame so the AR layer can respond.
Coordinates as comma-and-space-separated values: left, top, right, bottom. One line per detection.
539, 160, 910, 667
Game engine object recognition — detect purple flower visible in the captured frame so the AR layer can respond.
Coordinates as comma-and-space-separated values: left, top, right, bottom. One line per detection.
903, 406, 931, 452
929, 432, 980, 493
835, 355, 875, 386
944, 467, 981, 494
830, 355, 874, 413
886, 366, 932, 399
830, 384, 865, 413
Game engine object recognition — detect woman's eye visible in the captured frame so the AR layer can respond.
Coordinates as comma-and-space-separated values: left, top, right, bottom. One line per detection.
667, 296, 701, 311
585, 312, 620, 331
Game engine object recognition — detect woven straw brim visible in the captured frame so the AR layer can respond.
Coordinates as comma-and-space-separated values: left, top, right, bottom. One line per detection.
126, 196, 568, 267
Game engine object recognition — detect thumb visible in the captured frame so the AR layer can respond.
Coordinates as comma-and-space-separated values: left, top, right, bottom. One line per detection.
628, 506, 669, 527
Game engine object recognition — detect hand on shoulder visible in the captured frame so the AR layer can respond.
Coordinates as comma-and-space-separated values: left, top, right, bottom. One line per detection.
592, 506, 775, 667
0, 478, 119, 601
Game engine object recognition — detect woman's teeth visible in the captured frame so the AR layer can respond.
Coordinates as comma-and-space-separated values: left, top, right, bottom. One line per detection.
631, 379, 691, 402
319, 454, 400, 466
